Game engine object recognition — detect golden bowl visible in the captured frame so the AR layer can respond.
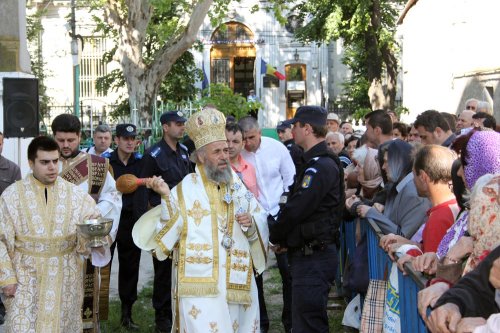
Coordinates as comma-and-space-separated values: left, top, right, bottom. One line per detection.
76, 218, 113, 247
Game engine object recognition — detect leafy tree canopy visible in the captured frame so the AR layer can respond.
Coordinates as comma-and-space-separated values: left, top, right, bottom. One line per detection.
89, 0, 205, 120
292, 0, 404, 116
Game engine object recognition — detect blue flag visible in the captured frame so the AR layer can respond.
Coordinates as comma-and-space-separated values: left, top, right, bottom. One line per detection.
260, 59, 267, 75
202, 62, 209, 90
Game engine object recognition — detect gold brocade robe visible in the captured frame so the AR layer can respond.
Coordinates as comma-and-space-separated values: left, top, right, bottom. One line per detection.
133, 166, 269, 333
0, 175, 99, 333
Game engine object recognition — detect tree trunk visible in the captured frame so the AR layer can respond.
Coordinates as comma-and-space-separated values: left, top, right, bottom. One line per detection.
381, 43, 398, 110
366, 0, 398, 111
104, 0, 214, 123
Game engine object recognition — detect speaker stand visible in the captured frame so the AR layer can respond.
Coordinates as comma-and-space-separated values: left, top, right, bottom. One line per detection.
17, 138, 21, 170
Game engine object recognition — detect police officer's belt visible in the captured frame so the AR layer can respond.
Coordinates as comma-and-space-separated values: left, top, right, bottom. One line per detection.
288, 239, 335, 255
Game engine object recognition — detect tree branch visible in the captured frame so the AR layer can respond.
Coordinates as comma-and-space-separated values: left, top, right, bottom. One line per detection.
146, 0, 214, 93
104, 0, 123, 29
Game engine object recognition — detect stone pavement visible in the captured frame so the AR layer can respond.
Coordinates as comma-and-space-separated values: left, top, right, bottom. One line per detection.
0, 250, 154, 332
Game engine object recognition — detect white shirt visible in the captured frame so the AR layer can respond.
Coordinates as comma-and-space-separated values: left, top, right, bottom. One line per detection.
241, 136, 295, 216
82, 146, 114, 156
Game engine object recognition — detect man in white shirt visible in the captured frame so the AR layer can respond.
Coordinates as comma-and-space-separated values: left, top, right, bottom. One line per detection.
84, 124, 114, 156
239, 117, 295, 216
239, 116, 295, 333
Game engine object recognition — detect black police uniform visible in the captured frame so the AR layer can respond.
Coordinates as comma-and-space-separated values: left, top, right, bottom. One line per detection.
134, 138, 193, 332
275, 138, 303, 333
271, 140, 344, 333
105, 147, 143, 323
283, 138, 304, 171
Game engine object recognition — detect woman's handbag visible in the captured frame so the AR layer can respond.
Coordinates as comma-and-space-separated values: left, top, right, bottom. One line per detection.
345, 233, 369, 294
360, 265, 389, 333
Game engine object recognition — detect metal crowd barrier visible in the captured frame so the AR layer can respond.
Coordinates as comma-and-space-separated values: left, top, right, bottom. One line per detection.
341, 219, 429, 332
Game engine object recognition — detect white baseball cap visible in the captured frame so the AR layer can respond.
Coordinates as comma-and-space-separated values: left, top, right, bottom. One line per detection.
327, 113, 340, 123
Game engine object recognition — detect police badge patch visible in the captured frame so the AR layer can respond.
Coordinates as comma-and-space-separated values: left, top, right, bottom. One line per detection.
302, 174, 313, 188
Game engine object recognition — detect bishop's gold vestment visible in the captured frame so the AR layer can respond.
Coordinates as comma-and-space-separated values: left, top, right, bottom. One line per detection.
133, 166, 269, 333
0, 175, 99, 333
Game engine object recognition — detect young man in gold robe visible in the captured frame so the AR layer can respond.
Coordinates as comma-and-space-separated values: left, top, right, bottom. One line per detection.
133, 107, 269, 332
51, 114, 122, 331
0, 136, 103, 332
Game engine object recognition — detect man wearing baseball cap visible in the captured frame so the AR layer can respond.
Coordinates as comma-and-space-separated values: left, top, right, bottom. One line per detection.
326, 112, 340, 132
105, 123, 144, 329
270, 106, 345, 333
135, 111, 193, 332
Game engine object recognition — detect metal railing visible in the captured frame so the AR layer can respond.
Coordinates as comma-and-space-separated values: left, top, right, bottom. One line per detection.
341, 219, 429, 332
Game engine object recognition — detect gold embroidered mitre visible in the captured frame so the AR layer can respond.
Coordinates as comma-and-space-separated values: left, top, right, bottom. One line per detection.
186, 107, 227, 149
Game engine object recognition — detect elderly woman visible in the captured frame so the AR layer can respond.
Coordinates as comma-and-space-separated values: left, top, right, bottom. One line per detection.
356, 147, 384, 200
424, 173, 500, 333
417, 129, 500, 327
355, 140, 431, 238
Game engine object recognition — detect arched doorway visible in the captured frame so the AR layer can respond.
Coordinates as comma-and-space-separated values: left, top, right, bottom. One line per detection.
285, 64, 307, 118
210, 22, 256, 97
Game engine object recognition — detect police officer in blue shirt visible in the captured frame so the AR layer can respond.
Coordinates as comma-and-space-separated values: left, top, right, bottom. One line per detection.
104, 123, 143, 329
270, 106, 345, 333
135, 111, 193, 333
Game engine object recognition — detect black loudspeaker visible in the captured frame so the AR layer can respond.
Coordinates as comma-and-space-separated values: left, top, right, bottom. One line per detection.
2, 77, 39, 138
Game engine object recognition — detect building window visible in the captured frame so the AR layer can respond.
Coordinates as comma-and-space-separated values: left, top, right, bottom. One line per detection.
80, 37, 107, 98
287, 65, 305, 81
212, 59, 230, 84
285, 15, 303, 34
211, 22, 254, 44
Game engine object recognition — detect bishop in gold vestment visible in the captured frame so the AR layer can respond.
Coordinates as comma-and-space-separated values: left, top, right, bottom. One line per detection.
133, 107, 269, 333
0, 174, 99, 332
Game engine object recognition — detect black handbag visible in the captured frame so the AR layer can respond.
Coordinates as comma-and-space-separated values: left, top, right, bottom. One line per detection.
344, 233, 369, 294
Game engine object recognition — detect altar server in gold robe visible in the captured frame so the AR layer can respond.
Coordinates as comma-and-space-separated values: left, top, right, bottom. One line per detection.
0, 136, 102, 333
133, 107, 269, 333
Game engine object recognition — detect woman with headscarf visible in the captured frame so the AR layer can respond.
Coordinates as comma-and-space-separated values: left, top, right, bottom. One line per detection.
413, 129, 500, 277
356, 140, 431, 239
458, 130, 500, 274
417, 129, 500, 322
422, 173, 500, 332
357, 147, 384, 200
432, 129, 500, 274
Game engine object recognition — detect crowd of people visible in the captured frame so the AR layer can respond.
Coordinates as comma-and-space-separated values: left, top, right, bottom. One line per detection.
0, 99, 498, 333
338, 100, 500, 333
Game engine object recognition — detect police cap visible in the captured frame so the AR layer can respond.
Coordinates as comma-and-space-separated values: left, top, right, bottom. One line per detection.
115, 123, 137, 137
276, 119, 292, 131
290, 106, 327, 127
160, 111, 187, 124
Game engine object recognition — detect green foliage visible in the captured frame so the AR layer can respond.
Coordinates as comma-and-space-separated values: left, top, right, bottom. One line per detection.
26, 8, 52, 123
394, 105, 409, 117
208, 0, 233, 28
353, 107, 373, 121
88, 0, 202, 120
158, 53, 203, 103
196, 83, 262, 120
292, 0, 404, 112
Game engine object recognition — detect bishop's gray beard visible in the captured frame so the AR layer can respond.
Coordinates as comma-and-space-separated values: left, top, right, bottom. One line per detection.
204, 160, 232, 184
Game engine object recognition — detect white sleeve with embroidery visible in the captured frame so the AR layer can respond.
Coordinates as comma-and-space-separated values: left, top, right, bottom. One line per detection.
92, 171, 122, 267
